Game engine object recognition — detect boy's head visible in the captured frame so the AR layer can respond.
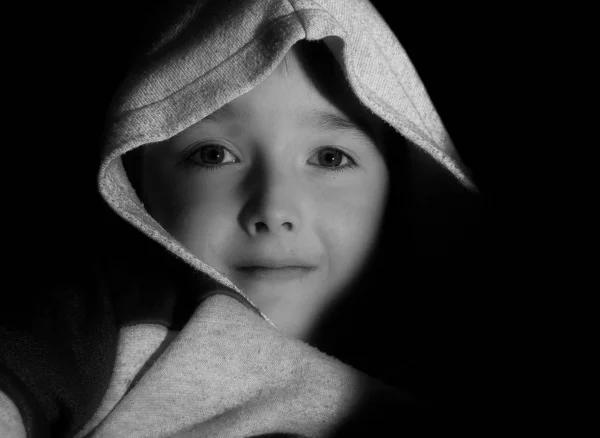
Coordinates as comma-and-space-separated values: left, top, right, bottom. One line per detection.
127, 40, 390, 340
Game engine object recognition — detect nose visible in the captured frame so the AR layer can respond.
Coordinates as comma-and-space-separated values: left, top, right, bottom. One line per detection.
239, 167, 302, 236
250, 213, 295, 235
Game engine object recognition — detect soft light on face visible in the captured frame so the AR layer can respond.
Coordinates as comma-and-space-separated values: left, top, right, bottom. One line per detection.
140, 43, 389, 341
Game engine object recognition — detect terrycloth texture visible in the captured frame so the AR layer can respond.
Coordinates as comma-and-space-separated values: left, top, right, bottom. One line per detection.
73, 325, 170, 438
84, 294, 414, 437
99, 0, 476, 303
0, 0, 478, 436
90, 0, 478, 436
0, 390, 26, 438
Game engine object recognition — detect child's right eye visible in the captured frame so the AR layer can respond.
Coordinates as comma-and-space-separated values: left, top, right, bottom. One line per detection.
184, 143, 239, 170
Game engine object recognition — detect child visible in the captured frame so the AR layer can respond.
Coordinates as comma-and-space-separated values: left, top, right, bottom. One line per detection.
1, 0, 479, 436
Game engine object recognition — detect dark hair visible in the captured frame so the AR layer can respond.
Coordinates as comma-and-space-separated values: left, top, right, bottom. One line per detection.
122, 39, 410, 208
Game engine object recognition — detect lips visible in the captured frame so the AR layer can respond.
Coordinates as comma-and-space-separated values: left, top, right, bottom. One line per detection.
236, 266, 316, 281
233, 257, 318, 282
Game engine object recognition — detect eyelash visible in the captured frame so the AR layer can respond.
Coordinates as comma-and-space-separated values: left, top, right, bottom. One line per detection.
181, 143, 237, 171
182, 144, 358, 173
310, 146, 358, 173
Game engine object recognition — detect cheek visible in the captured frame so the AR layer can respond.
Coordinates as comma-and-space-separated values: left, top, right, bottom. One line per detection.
316, 172, 389, 274
145, 168, 241, 260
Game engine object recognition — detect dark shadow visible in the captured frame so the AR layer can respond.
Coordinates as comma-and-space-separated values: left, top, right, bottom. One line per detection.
247, 435, 307, 438
3, 1, 500, 435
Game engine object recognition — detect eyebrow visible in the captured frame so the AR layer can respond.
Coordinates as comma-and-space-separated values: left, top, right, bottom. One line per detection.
202, 103, 379, 146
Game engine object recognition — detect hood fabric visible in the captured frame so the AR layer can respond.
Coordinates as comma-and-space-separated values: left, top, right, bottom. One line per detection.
79, 0, 478, 436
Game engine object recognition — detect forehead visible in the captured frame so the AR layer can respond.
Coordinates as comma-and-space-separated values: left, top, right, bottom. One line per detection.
278, 41, 371, 121
202, 41, 383, 145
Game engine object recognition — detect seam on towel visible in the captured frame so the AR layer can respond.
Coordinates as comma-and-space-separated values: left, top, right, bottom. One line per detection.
286, 0, 308, 36
294, 1, 437, 148
116, 11, 303, 117
111, 4, 434, 153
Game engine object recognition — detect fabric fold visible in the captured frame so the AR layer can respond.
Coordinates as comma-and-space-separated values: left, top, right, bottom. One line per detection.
88, 294, 413, 437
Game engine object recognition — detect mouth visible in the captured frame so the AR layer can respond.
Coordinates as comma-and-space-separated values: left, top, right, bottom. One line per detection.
235, 266, 317, 281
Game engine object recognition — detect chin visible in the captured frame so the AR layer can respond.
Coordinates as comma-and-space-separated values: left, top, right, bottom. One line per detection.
240, 281, 310, 304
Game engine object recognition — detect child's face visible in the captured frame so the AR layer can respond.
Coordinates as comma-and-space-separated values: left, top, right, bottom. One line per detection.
141, 45, 389, 340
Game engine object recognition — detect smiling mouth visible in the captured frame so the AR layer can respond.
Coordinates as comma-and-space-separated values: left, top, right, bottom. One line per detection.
235, 266, 316, 281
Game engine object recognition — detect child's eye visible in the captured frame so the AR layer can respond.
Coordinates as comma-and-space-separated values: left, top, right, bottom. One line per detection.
184, 143, 239, 169
307, 147, 357, 171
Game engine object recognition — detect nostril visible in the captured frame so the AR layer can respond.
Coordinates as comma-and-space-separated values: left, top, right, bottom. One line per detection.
255, 222, 268, 233
253, 221, 293, 233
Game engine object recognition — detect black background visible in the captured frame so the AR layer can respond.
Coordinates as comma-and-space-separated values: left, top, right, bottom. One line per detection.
7, 3, 522, 269
5, 0, 554, 412
6, 2, 530, 255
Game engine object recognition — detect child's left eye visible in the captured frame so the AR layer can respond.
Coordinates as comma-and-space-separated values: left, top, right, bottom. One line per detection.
307, 147, 357, 171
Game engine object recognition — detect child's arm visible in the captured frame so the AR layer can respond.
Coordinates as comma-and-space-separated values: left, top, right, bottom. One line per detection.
0, 390, 26, 438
